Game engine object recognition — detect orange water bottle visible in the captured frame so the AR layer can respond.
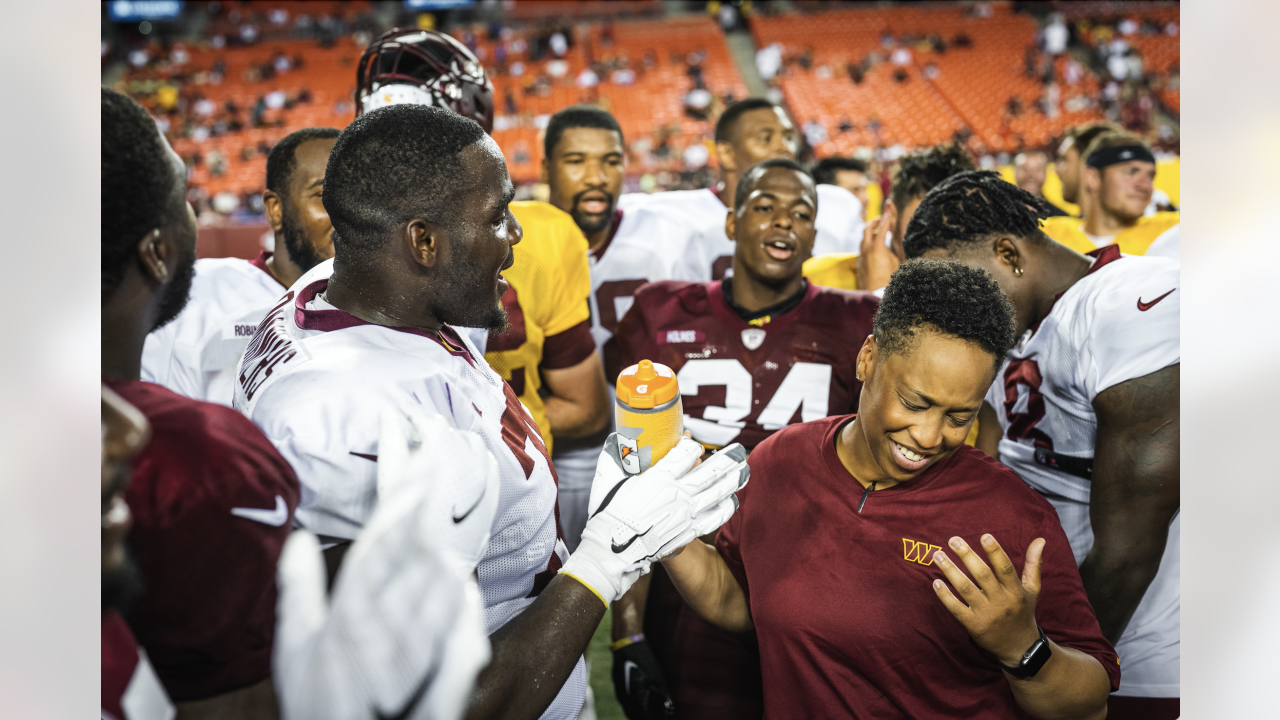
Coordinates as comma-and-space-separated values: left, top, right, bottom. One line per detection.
614, 360, 684, 475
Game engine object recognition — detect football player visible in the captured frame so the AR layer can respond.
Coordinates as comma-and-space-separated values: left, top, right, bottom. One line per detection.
1041, 131, 1179, 255
1055, 122, 1119, 219
540, 104, 705, 552
810, 156, 870, 217
618, 98, 865, 282
356, 28, 608, 453
102, 384, 173, 720
102, 87, 301, 718
907, 171, 1180, 720
236, 104, 749, 720
141, 127, 339, 405
810, 142, 976, 293
609, 159, 879, 720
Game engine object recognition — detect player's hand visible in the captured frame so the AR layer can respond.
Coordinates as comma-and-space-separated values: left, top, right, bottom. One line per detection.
856, 200, 900, 291
274, 406, 498, 720
931, 534, 1045, 667
559, 436, 749, 604
612, 640, 676, 720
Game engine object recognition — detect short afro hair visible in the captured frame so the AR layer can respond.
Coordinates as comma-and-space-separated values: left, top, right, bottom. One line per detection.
874, 258, 1017, 370
890, 142, 976, 209
715, 98, 778, 144
266, 127, 340, 195
902, 170, 1053, 258
544, 104, 623, 158
810, 156, 867, 186
102, 87, 179, 303
733, 158, 814, 211
322, 104, 488, 263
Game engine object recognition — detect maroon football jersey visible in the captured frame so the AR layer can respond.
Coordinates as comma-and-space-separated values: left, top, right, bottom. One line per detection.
106, 379, 300, 702
615, 280, 879, 451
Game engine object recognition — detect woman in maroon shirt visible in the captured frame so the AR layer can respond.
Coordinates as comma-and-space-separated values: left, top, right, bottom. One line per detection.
663, 259, 1117, 719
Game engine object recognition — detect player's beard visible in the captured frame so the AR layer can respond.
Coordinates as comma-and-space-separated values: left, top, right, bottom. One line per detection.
102, 548, 144, 612
436, 246, 511, 332
280, 205, 325, 273
570, 189, 615, 236
152, 239, 197, 331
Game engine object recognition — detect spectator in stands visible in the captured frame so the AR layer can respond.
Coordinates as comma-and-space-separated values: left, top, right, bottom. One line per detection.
812, 156, 871, 219
1043, 13, 1069, 55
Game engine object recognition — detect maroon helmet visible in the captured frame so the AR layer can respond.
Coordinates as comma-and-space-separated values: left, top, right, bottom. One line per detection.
356, 28, 495, 132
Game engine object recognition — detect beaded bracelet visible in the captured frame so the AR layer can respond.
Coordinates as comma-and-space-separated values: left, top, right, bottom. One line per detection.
610, 633, 646, 651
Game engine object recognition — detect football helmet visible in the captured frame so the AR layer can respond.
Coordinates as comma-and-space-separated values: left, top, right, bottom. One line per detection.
356, 28, 495, 132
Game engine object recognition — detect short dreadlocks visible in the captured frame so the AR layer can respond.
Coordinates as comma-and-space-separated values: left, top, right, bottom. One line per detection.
902, 170, 1054, 258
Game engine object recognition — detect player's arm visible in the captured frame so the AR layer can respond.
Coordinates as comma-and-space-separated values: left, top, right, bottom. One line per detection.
542, 349, 610, 438
976, 401, 1001, 460
465, 575, 607, 720
1079, 363, 1179, 644
659, 539, 753, 633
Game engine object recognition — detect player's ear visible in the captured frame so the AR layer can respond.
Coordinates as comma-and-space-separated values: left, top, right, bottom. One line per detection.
1083, 166, 1101, 193
405, 219, 443, 268
994, 236, 1022, 276
136, 228, 169, 284
716, 141, 737, 174
856, 334, 877, 383
724, 209, 736, 242
263, 191, 284, 232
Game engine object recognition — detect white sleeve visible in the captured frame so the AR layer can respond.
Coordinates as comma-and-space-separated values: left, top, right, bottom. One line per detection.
1082, 261, 1180, 400
1144, 224, 1180, 262
141, 325, 205, 400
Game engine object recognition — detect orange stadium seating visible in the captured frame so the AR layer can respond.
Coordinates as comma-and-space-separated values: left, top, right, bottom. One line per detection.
752, 4, 1116, 154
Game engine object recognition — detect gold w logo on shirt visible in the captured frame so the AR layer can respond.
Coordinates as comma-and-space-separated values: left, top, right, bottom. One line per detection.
903, 538, 942, 566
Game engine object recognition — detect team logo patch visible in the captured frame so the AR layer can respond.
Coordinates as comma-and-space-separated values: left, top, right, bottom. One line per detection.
657, 329, 705, 344
902, 538, 942, 566
741, 328, 766, 351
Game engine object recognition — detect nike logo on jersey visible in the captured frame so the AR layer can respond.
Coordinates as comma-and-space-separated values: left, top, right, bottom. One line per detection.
1137, 288, 1176, 311
230, 496, 288, 527
452, 491, 485, 523
612, 525, 654, 553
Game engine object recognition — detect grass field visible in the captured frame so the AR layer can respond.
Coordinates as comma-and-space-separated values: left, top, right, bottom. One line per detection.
588, 607, 626, 719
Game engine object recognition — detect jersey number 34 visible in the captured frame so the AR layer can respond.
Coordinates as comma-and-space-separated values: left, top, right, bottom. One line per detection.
677, 359, 832, 446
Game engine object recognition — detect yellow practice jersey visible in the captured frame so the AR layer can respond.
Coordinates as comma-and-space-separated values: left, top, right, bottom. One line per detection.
802, 252, 860, 291
484, 201, 593, 453
1041, 212, 1181, 256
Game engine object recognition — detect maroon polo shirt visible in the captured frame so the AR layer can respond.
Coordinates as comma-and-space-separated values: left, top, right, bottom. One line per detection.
716, 415, 1120, 718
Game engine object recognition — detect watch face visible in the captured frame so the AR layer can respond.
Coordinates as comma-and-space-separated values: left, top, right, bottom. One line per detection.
1003, 627, 1052, 679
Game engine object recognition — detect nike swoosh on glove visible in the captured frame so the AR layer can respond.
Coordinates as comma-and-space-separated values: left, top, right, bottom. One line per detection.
612, 641, 675, 720
274, 405, 498, 720
558, 436, 750, 605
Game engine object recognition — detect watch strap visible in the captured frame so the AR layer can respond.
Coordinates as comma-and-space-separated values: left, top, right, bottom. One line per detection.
999, 626, 1051, 679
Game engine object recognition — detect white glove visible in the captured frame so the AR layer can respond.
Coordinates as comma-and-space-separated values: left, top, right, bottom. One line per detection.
559, 436, 749, 605
274, 404, 500, 720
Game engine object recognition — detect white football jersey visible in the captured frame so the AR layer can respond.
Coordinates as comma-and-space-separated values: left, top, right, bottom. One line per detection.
236, 259, 585, 719
622, 184, 864, 282
142, 254, 285, 406
985, 247, 1179, 697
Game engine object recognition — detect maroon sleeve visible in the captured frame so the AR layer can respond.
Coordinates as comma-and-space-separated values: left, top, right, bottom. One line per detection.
541, 319, 595, 370
1028, 511, 1122, 692
124, 394, 300, 701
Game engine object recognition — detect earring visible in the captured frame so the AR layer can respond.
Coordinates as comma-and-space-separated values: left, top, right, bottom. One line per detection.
1013, 266, 1024, 277
856, 374, 862, 381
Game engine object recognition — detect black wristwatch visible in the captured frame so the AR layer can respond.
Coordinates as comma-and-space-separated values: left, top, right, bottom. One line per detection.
999, 626, 1052, 679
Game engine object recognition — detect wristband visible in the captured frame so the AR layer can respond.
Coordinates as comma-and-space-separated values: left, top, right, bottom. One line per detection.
611, 633, 646, 651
